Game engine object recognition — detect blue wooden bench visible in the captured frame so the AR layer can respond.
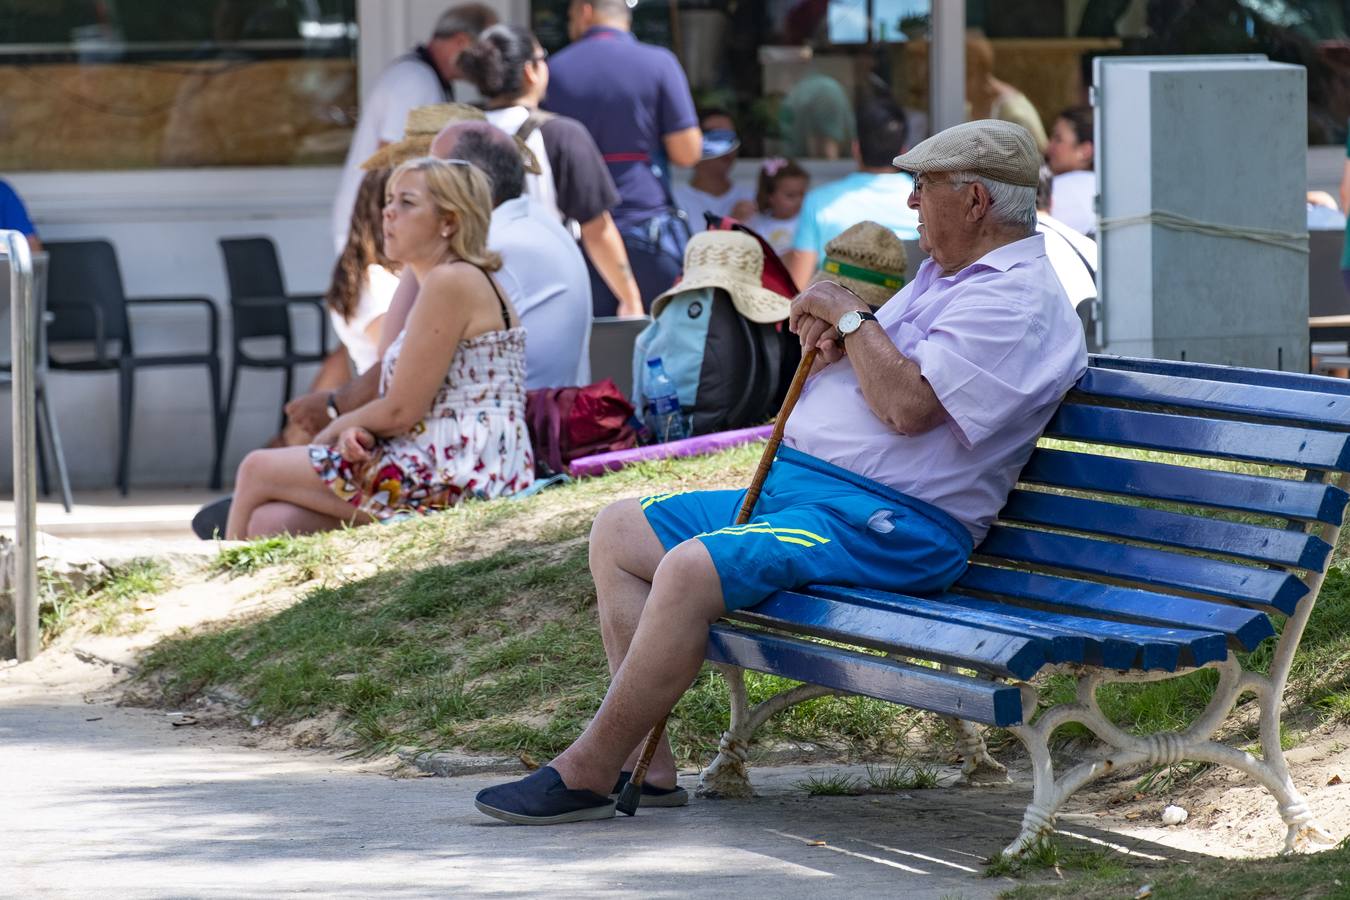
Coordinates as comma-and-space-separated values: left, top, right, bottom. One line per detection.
698, 354, 1349, 856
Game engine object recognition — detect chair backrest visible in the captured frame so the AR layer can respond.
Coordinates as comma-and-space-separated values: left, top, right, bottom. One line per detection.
0, 251, 51, 378
1309, 229, 1347, 318
219, 236, 292, 341
44, 239, 131, 345
590, 316, 650, 398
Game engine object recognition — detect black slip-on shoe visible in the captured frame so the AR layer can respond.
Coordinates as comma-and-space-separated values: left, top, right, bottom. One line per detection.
475, 766, 617, 825
609, 770, 689, 808
192, 496, 232, 540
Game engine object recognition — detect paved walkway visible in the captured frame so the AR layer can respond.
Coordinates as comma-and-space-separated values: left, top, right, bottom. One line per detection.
0, 654, 1170, 900
0, 488, 219, 541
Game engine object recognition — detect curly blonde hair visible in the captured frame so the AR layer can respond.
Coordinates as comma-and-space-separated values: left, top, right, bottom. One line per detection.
389, 156, 502, 272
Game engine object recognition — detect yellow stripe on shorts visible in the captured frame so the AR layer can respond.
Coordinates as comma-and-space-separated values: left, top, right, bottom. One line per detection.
640, 492, 679, 510
695, 522, 831, 547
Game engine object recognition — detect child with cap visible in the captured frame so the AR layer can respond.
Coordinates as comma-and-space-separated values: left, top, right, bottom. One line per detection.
672, 109, 754, 232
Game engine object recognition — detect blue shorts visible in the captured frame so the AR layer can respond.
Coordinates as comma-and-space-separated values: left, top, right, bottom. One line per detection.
640, 445, 973, 611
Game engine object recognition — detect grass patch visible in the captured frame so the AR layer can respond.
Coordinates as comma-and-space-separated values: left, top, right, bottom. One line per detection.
140, 530, 926, 762
794, 772, 864, 796
998, 840, 1350, 899
40, 558, 169, 644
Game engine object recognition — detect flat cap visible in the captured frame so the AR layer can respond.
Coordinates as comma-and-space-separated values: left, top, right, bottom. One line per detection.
892, 119, 1040, 188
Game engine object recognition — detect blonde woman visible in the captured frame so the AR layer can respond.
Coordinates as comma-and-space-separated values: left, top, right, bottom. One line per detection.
226, 157, 533, 539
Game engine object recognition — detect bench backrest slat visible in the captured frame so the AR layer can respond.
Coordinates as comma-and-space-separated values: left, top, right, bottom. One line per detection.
1078, 367, 1350, 429
956, 564, 1276, 651
1020, 449, 1349, 525
977, 527, 1309, 614
1046, 404, 1350, 471
1090, 354, 1350, 397
998, 489, 1332, 570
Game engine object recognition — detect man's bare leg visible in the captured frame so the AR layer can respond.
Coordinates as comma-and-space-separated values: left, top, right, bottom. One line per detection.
588, 499, 682, 788
551, 536, 726, 795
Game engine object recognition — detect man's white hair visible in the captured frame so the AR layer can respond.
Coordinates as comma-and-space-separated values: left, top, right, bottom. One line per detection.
951, 171, 1038, 232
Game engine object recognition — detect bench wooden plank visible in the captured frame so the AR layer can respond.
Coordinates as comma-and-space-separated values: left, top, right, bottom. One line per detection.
977, 527, 1310, 614
927, 595, 1226, 671
1089, 354, 1350, 398
1046, 404, 1350, 472
1021, 449, 1349, 525
999, 489, 1332, 570
956, 564, 1276, 652
794, 585, 1116, 667
1076, 367, 1350, 429
733, 591, 1049, 679
811, 585, 1227, 672
706, 624, 1026, 727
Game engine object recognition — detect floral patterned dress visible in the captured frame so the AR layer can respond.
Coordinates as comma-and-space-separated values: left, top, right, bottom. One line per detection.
309, 323, 534, 520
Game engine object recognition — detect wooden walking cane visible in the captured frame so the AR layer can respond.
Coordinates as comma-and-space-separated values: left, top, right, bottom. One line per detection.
617, 347, 820, 816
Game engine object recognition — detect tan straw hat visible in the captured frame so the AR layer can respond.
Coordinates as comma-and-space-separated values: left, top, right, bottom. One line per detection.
651, 231, 792, 324
810, 221, 908, 308
892, 118, 1040, 187
360, 103, 541, 174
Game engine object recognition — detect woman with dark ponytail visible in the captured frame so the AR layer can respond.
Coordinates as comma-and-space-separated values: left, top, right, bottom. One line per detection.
460, 24, 643, 316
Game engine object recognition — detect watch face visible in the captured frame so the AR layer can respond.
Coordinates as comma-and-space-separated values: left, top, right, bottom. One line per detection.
838, 310, 862, 335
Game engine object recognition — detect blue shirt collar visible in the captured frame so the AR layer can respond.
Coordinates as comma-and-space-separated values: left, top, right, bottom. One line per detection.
582, 25, 633, 42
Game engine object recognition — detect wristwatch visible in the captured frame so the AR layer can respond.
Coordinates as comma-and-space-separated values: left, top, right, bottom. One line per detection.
835, 309, 878, 340
325, 392, 340, 420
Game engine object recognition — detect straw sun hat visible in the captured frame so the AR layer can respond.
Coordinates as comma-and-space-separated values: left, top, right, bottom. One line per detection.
360, 103, 542, 174
810, 221, 908, 308
651, 231, 792, 323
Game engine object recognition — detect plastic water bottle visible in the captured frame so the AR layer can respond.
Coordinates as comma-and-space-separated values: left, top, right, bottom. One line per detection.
643, 357, 689, 443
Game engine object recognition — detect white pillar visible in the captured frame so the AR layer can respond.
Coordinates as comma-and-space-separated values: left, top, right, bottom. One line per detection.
929, 0, 965, 133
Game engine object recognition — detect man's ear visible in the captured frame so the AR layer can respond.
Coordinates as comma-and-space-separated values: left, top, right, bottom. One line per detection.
966, 181, 991, 222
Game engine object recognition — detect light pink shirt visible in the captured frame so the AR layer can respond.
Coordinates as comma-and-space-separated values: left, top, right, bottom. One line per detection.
784, 233, 1087, 543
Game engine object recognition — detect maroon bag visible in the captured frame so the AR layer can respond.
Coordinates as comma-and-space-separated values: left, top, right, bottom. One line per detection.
526, 379, 638, 476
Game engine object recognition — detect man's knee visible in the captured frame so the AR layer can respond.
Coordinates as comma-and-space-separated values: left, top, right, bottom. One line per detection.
650, 539, 725, 622
590, 499, 663, 580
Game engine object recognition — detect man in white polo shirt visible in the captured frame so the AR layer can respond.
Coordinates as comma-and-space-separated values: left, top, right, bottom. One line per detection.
475, 120, 1087, 824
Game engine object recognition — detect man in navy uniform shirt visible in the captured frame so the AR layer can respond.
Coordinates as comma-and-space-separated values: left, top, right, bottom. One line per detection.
544, 0, 701, 315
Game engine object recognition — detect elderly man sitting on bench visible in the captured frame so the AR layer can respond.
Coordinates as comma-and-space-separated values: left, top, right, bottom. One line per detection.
475, 119, 1089, 825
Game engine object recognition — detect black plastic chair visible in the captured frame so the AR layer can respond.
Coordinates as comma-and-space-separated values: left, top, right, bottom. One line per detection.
216, 237, 329, 488
44, 239, 222, 495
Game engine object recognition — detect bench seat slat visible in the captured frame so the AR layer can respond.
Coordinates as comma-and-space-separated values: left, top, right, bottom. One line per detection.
1076, 367, 1350, 429
706, 624, 1025, 727
999, 490, 1331, 570
732, 592, 1047, 679
978, 527, 1310, 614
1020, 449, 1349, 526
785, 586, 1108, 667
956, 565, 1277, 652
810, 585, 1227, 672
1046, 404, 1350, 471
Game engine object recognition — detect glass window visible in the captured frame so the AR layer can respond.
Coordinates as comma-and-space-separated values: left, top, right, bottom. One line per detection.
964, 0, 1350, 146
530, 0, 1350, 155
0, 0, 357, 171
531, 0, 935, 160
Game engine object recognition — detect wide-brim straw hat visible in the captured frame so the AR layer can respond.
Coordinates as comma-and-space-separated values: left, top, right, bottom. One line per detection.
809, 221, 908, 308
360, 103, 541, 174
651, 230, 792, 323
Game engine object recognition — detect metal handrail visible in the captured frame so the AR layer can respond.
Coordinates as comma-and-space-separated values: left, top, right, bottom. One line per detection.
3, 231, 37, 662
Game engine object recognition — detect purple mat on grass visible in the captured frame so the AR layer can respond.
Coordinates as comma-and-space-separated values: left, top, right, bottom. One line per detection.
568, 425, 774, 477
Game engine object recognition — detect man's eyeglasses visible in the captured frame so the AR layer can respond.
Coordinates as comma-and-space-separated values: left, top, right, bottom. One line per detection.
911, 175, 968, 196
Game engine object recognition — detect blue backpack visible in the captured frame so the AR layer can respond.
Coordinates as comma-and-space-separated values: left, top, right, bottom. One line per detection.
631, 286, 801, 436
